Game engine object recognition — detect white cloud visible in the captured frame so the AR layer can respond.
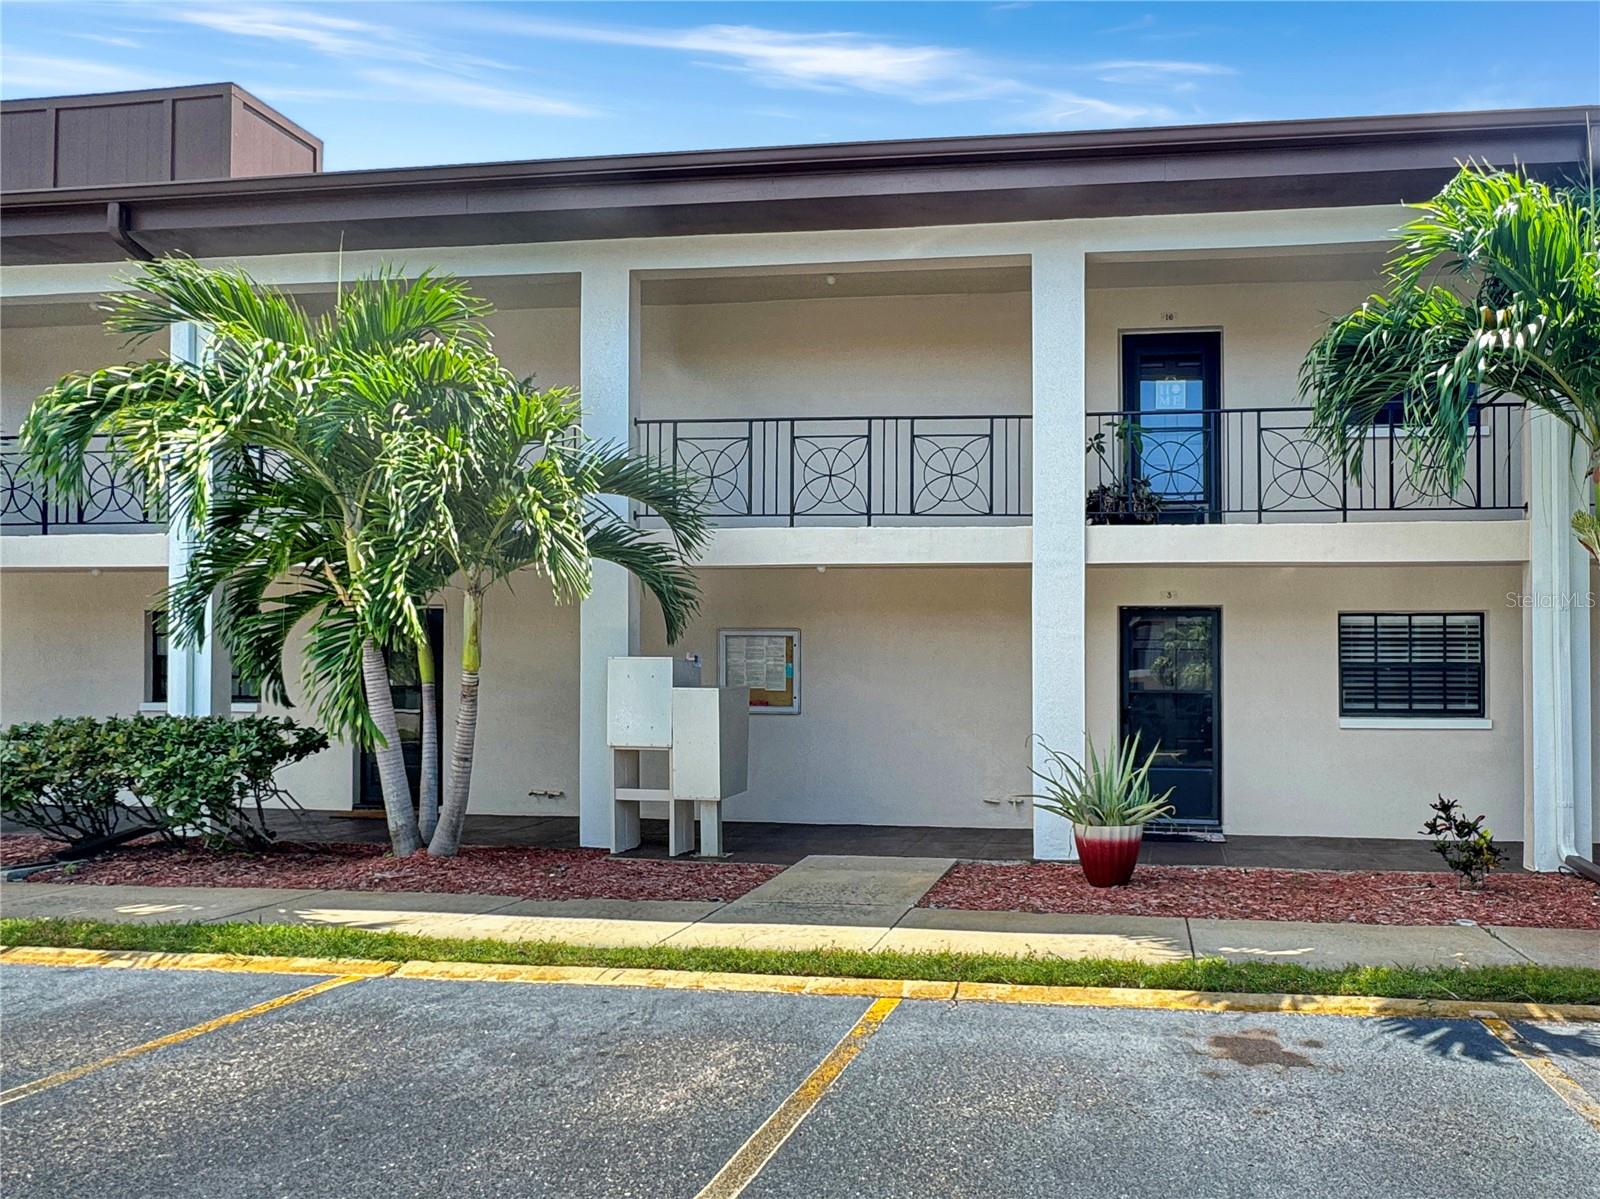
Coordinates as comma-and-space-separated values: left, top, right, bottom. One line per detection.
68, 33, 143, 50
1087, 59, 1236, 87
1023, 90, 1178, 127
498, 17, 975, 97
166, 4, 504, 73
356, 69, 598, 118
473, 13, 1227, 126
0, 52, 175, 95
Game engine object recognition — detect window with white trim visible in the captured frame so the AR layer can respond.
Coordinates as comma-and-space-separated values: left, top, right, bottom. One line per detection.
144, 610, 168, 705
1338, 612, 1485, 718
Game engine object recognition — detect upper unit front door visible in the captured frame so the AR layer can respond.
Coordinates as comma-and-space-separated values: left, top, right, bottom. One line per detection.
1120, 607, 1221, 829
1121, 332, 1221, 521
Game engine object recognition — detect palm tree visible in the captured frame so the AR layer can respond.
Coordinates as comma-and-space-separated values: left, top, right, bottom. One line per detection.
20, 258, 501, 856
1302, 164, 1600, 560
410, 380, 710, 856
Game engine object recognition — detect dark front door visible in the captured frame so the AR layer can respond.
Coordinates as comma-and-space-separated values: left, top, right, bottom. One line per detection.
356, 608, 445, 810
1120, 607, 1221, 828
1121, 332, 1221, 522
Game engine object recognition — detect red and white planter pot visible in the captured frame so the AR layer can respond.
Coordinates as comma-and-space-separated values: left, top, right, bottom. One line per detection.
1072, 823, 1145, 887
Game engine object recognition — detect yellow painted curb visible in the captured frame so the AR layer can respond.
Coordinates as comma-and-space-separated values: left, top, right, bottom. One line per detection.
392, 959, 959, 1000
952, 980, 1600, 1022
3, 944, 1595, 1021
0, 945, 399, 978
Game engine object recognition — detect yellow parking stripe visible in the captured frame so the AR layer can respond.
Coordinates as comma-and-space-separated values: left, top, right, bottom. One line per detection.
0, 974, 366, 1107
695, 998, 900, 1199
1478, 1017, 1600, 1133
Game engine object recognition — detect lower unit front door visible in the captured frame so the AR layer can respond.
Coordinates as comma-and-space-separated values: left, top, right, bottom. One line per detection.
1119, 607, 1221, 829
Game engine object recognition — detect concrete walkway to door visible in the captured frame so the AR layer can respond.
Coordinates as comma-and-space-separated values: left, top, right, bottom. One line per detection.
4, 855, 1594, 969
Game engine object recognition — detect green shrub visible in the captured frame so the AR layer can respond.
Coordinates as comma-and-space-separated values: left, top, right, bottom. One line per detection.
123, 716, 328, 848
0, 715, 327, 849
1, 716, 140, 844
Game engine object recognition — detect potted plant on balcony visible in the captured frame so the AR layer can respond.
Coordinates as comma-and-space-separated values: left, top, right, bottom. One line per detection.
1024, 733, 1175, 887
1084, 425, 1161, 525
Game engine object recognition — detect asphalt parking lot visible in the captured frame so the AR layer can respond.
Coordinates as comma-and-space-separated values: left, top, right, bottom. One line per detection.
2, 963, 1597, 1198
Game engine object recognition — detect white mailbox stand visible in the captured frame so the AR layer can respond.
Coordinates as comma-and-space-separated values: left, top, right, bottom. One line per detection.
606, 657, 749, 856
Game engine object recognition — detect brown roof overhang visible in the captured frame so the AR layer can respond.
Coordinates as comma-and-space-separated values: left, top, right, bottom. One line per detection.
3, 106, 1595, 266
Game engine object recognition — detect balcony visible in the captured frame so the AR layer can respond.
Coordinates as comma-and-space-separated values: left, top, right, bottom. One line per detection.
636, 403, 1526, 528
635, 415, 1033, 525
1, 436, 159, 535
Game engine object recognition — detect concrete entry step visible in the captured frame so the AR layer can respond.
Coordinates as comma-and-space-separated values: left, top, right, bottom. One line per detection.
729, 855, 956, 909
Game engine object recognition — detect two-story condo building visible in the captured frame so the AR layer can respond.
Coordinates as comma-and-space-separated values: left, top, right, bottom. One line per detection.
2, 85, 1595, 869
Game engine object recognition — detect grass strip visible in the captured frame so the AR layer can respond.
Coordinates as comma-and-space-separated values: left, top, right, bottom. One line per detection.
4, 916, 1598, 1005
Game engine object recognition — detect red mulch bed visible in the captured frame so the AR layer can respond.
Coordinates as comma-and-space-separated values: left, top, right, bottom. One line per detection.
920, 862, 1600, 929
2, 836, 781, 904
1, 834, 61, 867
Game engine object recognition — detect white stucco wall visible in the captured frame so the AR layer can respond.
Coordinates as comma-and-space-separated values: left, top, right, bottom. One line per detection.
638, 291, 1032, 420
1, 320, 164, 432
1084, 278, 1374, 412
0, 569, 164, 722
640, 565, 1034, 829
485, 306, 580, 389
1086, 563, 1527, 840
630, 276, 1373, 425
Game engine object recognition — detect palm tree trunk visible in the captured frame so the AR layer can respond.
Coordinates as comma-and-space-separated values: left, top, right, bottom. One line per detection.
416, 632, 440, 843
361, 638, 421, 857
428, 589, 481, 857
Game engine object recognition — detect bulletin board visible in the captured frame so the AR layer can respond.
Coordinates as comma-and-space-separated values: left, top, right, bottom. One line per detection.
719, 629, 800, 714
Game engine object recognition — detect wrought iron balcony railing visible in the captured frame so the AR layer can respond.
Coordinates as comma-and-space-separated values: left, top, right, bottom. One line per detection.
634, 415, 1032, 525
1, 435, 160, 534
637, 403, 1526, 527
1084, 402, 1524, 523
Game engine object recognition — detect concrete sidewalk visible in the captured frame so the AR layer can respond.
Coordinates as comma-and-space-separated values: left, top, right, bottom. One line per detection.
2, 852, 1594, 970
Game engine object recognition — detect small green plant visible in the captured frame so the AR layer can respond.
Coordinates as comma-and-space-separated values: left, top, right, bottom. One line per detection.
1420, 795, 1505, 889
1024, 733, 1176, 827
1085, 423, 1162, 525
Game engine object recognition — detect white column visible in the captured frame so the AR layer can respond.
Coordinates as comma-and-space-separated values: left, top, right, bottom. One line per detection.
165, 322, 231, 717
578, 263, 641, 848
1030, 244, 1088, 860
1523, 412, 1594, 870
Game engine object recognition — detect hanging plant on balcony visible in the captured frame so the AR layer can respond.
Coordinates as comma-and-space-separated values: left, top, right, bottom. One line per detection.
1084, 425, 1162, 525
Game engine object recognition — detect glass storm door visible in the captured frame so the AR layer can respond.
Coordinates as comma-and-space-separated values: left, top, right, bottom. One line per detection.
1121, 332, 1221, 521
1120, 607, 1221, 828
356, 608, 445, 810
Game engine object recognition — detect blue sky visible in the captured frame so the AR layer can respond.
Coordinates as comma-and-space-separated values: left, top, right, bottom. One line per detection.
4, 2, 1597, 171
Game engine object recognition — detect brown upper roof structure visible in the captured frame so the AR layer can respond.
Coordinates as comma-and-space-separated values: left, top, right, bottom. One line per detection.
1, 85, 1595, 266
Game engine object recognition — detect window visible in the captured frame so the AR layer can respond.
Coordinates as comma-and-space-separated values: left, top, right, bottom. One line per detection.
145, 611, 168, 705
231, 665, 261, 705
719, 629, 800, 714
1368, 393, 1480, 430
1338, 613, 1485, 718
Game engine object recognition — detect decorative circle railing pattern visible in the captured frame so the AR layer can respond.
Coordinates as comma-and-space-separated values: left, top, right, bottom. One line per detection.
1, 437, 158, 533
1257, 428, 1342, 511
912, 433, 991, 515
634, 404, 1522, 526
676, 437, 751, 514
792, 435, 868, 516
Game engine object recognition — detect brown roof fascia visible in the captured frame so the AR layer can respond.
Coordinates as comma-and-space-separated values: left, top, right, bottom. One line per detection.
4, 105, 1594, 208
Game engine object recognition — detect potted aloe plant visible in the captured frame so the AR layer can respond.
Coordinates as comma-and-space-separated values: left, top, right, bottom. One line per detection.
1024, 733, 1175, 887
